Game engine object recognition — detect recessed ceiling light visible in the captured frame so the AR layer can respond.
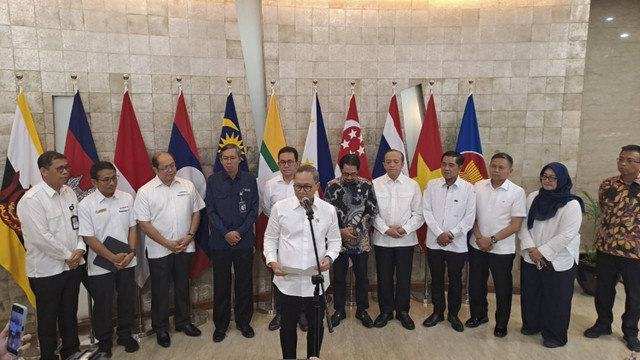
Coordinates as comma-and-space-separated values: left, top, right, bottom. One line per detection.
620, 33, 629, 38
605, 17, 614, 21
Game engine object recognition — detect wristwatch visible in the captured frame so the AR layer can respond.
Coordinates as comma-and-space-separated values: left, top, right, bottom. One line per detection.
490, 236, 497, 244
127, 248, 136, 255
187, 233, 195, 238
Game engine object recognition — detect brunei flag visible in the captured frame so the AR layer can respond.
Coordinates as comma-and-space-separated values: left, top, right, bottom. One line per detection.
0, 92, 42, 307
214, 92, 248, 173
168, 91, 209, 279
64, 91, 99, 201
409, 93, 443, 252
456, 94, 488, 185
255, 93, 286, 266
372, 94, 408, 179
301, 90, 333, 193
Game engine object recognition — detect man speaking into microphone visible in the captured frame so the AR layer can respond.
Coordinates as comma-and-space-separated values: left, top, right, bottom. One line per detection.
263, 165, 341, 360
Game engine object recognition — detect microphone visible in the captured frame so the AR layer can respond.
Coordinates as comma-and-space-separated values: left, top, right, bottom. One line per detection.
301, 197, 313, 214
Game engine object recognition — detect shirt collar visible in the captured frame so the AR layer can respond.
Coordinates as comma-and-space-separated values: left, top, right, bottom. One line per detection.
41, 181, 64, 198
95, 190, 119, 203
383, 173, 404, 184
293, 195, 319, 210
441, 176, 461, 188
488, 178, 510, 191
152, 175, 180, 188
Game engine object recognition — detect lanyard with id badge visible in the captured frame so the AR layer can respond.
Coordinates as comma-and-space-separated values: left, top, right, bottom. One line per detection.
238, 190, 247, 214
69, 203, 79, 230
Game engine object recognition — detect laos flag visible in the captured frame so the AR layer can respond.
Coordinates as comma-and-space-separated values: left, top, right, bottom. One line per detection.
456, 94, 488, 185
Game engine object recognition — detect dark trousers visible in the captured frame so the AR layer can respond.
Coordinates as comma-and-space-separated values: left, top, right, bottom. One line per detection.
520, 258, 576, 345
428, 249, 466, 317
468, 246, 515, 327
594, 251, 640, 337
332, 251, 369, 313
147, 252, 193, 333
375, 245, 414, 315
87, 267, 135, 348
29, 267, 82, 360
211, 249, 254, 330
278, 287, 325, 359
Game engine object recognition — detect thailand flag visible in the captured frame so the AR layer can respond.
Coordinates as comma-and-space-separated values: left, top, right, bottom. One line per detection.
168, 91, 210, 279
301, 90, 333, 192
372, 94, 408, 179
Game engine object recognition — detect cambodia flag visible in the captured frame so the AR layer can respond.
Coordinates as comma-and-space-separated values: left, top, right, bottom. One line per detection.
301, 91, 333, 193
168, 91, 210, 279
372, 94, 408, 179
64, 91, 99, 201
456, 94, 488, 185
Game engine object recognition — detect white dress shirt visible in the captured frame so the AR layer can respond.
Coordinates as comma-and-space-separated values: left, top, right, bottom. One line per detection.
263, 196, 341, 297
79, 189, 137, 276
422, 176, 476, 253
262, 173, 294, 216
17, 182, 86, 278
470, 179, 527, 255
134, 176, 205, 259
372, 173, 424, 247
518, 191, 582, 271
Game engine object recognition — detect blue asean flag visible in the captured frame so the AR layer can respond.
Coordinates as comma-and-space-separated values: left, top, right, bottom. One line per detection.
214, 92, 249, 173
456, 94, 488, 185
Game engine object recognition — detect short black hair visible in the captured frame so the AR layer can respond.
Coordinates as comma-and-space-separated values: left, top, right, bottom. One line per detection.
441, 151, 464, 166
621, 144, 640, 153
219, 143, 242, 159
491, 152, 513, 167
90, 161, 116, 180
37, 151, 66, 169
339, 153, 360, 171
278, 146, 298, 162
151, 151, 175, 168
384, 149, 404, 163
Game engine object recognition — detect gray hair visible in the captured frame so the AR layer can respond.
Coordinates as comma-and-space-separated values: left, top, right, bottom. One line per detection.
296, 165, 319, 183
219, 143, 242, 159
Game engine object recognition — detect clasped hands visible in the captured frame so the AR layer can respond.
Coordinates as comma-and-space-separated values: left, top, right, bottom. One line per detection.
384, 225, 406, 239
165, 235, 193, 254
436, 232, 454, 247
64, 249, 84, 270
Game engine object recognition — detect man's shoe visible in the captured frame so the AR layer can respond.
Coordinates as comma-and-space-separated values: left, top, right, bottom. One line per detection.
448, 315, 464, 332
116, 336, 140, 353
212, 328, 226, 343
268, 313, 281, 331
176, 323, 202, 337
494, 326, 508, 338
237, 324, 255, 338
298, 313, 309, 332
521, 327, 539, 336
98, 341, 112, 358
374, 313, 393, 328
624, 335, 640, 351
465, 316, 489, 328
396, 312, 415, 330
156, 331, 171, 348
584, 324, 612, 338
542, 339, 564, 348
422, 313, 444, 327
330, 311, 346, 327
355, 311, 374, 328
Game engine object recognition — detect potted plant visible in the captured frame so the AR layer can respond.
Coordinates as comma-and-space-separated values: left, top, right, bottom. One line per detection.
577, 191, 600, 296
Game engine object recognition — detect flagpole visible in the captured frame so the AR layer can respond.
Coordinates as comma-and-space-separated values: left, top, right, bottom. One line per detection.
177, 75, 183, 95
71, 73, 78, 94
468, 79, 474, 95
15, 72, 22, 96
350, 79, 355, 96
227, 77, 232, 95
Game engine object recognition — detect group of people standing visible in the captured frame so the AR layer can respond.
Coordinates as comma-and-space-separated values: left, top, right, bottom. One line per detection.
15, 142, 640, 360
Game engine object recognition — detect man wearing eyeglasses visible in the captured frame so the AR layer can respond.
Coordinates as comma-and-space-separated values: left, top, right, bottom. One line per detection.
206, 144, 259, 343
585, 144, 640, 352
261, 146, 309, 332
134, 151, 205, 348
78, 161, 138, 357
17, 151, 85, 360
324, 154, 378, 328
263, 165, 341, 359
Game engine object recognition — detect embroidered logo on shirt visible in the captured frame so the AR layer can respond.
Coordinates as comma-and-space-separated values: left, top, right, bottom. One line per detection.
95, 208, 107, 214
177, 190, 189, 197
118, 206, 129, 213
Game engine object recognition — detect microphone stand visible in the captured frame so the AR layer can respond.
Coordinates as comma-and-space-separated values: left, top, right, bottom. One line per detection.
304, 201, 333, 359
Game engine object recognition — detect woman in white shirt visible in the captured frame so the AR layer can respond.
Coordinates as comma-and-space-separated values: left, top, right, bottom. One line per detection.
518, 162, 584, 348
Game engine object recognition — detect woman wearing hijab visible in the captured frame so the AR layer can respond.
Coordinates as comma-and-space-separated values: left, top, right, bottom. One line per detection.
518, 162, 585, 348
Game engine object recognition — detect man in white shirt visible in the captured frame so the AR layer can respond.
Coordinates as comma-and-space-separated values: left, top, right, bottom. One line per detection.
78, 161, 139, 356
422, 151, 476, 332
17, 151, 85, 360
263, 165, 341, 360
134, 152, 205, 348
372, 150, 423, 330
466, 153, 526, 338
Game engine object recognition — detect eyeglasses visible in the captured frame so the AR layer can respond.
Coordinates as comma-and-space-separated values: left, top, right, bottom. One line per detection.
617, 157, 640, 164
97, 175, 119, 184
54, 165, 71, 174
342, 172, 358, 178
540, 175, 558, 182
278, 160, 296, 167
293, 184, 315, 192
157, 163, 176, 172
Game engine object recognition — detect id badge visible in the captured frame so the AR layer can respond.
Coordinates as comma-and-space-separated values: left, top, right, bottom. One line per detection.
239, 200, 247, 214
70, 215, 79, 230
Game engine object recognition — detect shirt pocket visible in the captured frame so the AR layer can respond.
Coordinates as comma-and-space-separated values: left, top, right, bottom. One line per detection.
46, 209, 65, 234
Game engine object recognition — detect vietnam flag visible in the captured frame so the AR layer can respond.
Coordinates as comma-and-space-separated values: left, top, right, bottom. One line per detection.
114, 91, 154, 287
301, 90, 333, 193
0, 91, 42, 307
409, 94, 443, 252
168, 91, 209, 279
456, 94, 488, 185
372, 94, 408, 179
335, 95, 371, 180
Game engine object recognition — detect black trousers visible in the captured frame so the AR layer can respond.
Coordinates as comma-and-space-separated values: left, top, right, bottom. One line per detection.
332, 251, 369, 313
278, 287, 325, 359
594, 251, 640, 337
211, 249, 254, 330
87, 267, 135, 347
375, 245, 414, 315
468, 246, 515, 327
428, 249, 466, 317
520, 258, 576, 345
147, 252, 193, 333
29, 267, 83, 360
